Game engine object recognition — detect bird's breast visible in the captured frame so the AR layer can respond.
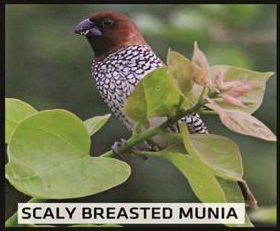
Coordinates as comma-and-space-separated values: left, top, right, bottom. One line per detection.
91, 45, 163, 130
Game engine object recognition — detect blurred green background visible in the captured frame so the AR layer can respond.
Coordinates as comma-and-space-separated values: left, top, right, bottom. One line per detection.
5, 4, 276, 226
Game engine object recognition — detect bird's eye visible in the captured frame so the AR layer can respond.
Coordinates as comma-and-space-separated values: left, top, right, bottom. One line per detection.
102, 18, 114, 28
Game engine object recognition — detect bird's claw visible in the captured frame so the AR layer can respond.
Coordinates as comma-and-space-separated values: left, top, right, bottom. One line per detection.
111, 138, 127, 159
111, 138, 150, 160
166, 119, 179, 133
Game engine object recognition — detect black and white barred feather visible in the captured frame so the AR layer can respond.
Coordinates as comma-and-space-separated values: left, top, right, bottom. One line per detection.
92, 45, 208, 134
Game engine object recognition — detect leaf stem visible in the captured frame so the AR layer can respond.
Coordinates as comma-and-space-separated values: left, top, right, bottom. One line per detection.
198, 87, 207, 103
5, 197, 47, 227
101, 99, 206, 158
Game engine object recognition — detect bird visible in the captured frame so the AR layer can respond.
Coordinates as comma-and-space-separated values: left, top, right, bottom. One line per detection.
74, 11, 208, 139
74, 11, 257, 208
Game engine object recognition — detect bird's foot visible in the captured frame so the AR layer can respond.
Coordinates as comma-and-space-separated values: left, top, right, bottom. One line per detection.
132, 140, 161, 160
166, 119, 179, 133
111, 139, 149, 160
111, 138, 127, 160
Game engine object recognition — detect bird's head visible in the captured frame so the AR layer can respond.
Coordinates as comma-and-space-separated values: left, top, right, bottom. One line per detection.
74, 11, 148, 61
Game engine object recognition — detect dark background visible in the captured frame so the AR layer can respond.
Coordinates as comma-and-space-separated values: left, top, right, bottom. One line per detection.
5, 4, 276, 226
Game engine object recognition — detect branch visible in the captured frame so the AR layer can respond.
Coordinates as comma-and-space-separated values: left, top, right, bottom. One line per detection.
101, 99, 206, 158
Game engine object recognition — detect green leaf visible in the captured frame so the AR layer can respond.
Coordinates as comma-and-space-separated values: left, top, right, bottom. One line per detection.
6, 110, 130, 199
140, 67, 181, 116
249, 206, 276, 224
167, 50, 194, 107
142, 146, 252, 226
83, 114, 111, 136
124, 67, 183, 126
190, 134, 243, 180
145, 147, 227, 203
217, 178, 244, 203
218, 178, 254, 227
124, 79, 149, 127
179, 122, 196, 157
5, 98, 38, 143
180, 123, 243, 181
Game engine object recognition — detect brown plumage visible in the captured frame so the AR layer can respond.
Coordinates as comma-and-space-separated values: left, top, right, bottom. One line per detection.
79, 12, 149, 61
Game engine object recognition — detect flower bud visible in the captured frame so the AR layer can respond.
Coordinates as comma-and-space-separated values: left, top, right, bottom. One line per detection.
222, 80, 252, 97
222, 94, 245, 107
191, 42, 212, 88
214, 71, 224, 86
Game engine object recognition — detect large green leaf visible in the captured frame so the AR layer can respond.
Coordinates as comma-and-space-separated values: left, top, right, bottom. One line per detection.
190, 134, 243, 181
6, 110, 130, 199
145, 146, 226, 203
5, 98, 38, 143
140, 67, 182, 116
142, 146, 252, 226
124, 67, 183, 126
162, 153, 227, 202
124, 57, 196, 128
218, 178, 254, 227
180, 123, 243, 181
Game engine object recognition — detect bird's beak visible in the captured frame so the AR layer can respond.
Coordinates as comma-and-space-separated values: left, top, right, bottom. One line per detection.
74, 19, 102, 36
